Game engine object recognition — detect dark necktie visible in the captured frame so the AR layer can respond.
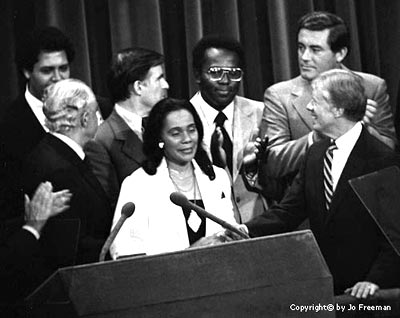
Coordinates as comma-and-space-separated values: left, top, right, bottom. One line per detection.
323, 140, 337, 211
141, 116, 149, 133
210, 112, 233, 174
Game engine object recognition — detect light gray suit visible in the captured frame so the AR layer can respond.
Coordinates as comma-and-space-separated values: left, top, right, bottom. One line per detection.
191, 92, 266, 223
260, 68, 397, 181
84, 109, 145, 209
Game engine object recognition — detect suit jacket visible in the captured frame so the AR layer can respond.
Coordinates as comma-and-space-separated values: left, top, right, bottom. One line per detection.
247, 128, 400, 294
260, 68, 397, 182
22, 134, 113, 272
0, 94, 46, 219
0, 228, 42, 302
110, 158, 237, 257
191, 93, 266, 223
84, 109, 145, 209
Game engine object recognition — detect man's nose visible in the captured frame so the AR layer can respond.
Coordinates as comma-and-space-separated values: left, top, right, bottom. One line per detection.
52, 70, 62, 82
306, 101, 314, 111
301, 48, 311, 61
218, 72, 230, 84
162, 78, 169, 89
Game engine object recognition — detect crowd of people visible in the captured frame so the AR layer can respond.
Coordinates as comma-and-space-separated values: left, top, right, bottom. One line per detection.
1, 10, 399, 308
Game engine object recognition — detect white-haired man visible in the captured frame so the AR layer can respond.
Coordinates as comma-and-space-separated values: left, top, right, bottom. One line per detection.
22, 79, 113, 269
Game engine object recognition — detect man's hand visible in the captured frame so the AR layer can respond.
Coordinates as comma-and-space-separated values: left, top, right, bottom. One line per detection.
224, 224, 250, 241
24, 181, 72, 234
344, 281, 379, 299
362, 99, 378, 125
211, 126, 227, 168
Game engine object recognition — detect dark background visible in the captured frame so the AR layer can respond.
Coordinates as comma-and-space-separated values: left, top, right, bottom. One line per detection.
1, 0, 400, 136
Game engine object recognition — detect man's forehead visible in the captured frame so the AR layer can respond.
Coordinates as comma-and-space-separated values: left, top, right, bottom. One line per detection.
36, 50, 69, 65
298, 28, 330, 45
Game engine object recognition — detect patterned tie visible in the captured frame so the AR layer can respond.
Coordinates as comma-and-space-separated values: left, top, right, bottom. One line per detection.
210, 112, 233, 174
323, 140, 337, 211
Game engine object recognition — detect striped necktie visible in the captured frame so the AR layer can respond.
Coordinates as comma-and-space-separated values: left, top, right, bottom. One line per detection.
323, 140, 337, 211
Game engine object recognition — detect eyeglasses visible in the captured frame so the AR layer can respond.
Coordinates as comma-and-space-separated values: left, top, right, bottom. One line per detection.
206, 67, 243, 82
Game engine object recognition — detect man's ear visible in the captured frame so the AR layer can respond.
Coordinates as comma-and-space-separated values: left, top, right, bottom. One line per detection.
131, 80, 142, 96
335, 47, 348, 64
80, 111, 89, 127
23, 69, 31, 80
333, 107, 344, 118
194, 70, 201, 84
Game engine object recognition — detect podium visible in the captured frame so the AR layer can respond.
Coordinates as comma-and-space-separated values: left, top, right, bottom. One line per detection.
27, 230, 334, 317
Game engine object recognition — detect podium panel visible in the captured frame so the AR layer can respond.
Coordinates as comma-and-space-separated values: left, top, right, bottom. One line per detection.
27, 230, 334, 317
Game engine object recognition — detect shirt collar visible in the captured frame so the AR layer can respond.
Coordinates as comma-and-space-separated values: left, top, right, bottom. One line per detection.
51, 132, 86, 160
25, 85, 49, 131
114, 103, 143, 135
334, 121, 363, 152
196, 91, 234, 125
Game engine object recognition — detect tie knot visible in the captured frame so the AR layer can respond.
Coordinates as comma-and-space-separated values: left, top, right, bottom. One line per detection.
214, 112, 227, 127
327, 140, 337, 152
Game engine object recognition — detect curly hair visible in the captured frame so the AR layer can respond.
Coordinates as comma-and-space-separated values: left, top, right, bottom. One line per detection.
43, 79, 95, 133
15, 26, 75, 72
192, 35, 244, 76
142, 98, 215, 180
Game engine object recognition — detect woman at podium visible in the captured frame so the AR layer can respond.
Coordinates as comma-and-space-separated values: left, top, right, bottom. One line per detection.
110, 98, 237, 258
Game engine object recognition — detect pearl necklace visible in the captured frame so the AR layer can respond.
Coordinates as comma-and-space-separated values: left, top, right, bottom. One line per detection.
167, 162, 200, 202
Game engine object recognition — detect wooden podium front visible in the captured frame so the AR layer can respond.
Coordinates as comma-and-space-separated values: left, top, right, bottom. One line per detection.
27, 230, 334, 317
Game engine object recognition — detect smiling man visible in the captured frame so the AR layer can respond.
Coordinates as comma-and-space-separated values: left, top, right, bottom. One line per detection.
258, 11, 397, 202
0, 26, 75, 218
241, 69, 400, 297
190, 35, 266, 223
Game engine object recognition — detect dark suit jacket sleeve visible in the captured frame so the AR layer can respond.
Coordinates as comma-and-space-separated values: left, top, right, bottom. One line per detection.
365, 233, 400, 288
260, 87, 309, 179
85, 139, 120, 210
245, 167, 309, 237
0, 229, 44, 301
364, 78, 397, 149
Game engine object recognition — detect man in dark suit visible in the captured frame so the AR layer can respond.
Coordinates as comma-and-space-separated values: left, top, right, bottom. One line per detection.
0, 26, 112, 219
258, 11, 397, 201
22, 78, 112, 284
236, 69, 400, 298
0, 182, 71, 303
85, 48, 169, 208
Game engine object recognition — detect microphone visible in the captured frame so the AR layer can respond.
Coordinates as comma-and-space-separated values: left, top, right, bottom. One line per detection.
99, 202, 135, 262
170, 192, 249, 239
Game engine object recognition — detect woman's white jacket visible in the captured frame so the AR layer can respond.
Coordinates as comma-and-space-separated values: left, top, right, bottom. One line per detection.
110, 158, 237, 258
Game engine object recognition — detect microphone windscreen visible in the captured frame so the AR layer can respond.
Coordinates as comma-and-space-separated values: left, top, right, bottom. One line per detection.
121, 202, 135, 218
170, 192, 190, 208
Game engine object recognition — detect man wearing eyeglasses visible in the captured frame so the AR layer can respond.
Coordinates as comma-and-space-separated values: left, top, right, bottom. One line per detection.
190, 35, 266, 223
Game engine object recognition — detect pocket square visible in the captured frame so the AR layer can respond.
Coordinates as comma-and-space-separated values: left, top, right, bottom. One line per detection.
221, 192, 225, 199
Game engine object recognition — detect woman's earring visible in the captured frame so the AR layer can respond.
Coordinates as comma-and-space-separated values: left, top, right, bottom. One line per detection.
158, 142, 164, 149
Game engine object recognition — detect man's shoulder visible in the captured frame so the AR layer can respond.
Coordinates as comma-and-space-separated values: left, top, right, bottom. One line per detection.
235, 95, 263, 110
265, 76, 304, 95
352, 69, 384, 82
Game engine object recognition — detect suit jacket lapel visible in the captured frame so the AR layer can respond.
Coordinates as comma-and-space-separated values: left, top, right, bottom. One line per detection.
109, 110, 146, 164
232, 97, 254, 180
291, 77, 313, 131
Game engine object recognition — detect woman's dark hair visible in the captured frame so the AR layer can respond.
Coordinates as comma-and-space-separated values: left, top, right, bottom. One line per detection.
142, 98, 215, 180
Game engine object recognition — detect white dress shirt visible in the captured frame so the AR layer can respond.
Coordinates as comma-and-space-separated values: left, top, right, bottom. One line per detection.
190, 92, 234, 144
25, 86, 49, 132
331, 122, 363, 191
114, 104, 145, 140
